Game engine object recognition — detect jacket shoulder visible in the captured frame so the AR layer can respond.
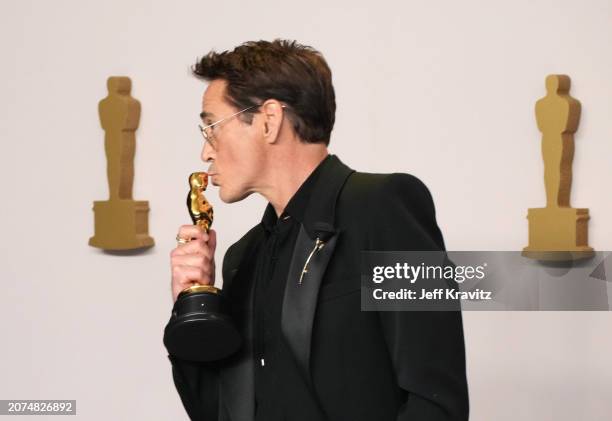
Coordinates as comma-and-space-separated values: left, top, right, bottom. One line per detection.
338, 171, 444, 249
340, 171, 434, 208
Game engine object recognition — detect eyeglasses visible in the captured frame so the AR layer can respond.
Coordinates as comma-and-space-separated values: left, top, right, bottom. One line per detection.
198, 103, 287, 149
198, 104, 260, 148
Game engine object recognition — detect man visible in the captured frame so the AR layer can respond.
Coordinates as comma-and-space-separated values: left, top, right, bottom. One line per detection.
168, 39, 469, 421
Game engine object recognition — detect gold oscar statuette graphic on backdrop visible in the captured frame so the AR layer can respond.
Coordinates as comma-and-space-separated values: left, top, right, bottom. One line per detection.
89, 76, 154, 250
522, 75, 594, 261
163, 172, 241, 362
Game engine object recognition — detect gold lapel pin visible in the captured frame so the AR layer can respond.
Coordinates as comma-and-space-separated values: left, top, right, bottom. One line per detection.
299, 237, 325, 285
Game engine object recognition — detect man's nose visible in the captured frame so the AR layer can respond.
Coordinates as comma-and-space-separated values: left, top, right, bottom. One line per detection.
201, 140, 215, 163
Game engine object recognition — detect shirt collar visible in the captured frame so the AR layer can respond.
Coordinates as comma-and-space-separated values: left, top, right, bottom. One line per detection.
260, 154, 331, 232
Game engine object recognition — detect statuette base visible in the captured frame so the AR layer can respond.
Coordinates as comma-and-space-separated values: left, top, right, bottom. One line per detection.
522, 207, 593, 261
89, 199, 154, 250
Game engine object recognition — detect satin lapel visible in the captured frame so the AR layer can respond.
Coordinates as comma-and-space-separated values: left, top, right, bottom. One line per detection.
219, 228, 263, 421
282, 225, 339, 382
281, 154, 355, 385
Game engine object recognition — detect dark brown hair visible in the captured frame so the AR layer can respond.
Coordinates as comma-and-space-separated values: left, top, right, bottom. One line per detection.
193, 39, 335, 145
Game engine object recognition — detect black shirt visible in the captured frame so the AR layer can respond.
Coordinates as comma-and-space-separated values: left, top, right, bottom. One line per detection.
252, 156, 327, 420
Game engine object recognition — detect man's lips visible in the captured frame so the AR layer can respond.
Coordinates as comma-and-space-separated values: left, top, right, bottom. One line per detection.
207, 172, 218, 185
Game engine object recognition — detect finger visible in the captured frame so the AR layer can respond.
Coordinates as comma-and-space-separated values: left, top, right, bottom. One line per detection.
208, 229, 217, 254
171, 253, 211, 268
173, 265, 213, 286
172, 277, 202, 301
171, 264, 215, 302
177, 225, 208, 241
172, 238, 213, 257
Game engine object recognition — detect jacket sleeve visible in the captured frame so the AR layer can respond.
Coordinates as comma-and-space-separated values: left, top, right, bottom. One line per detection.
166, 242, 241, 421
367, 173, 469, 421
168, 354, 220, 421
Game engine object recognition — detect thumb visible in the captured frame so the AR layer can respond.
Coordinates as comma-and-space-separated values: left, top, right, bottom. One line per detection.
208, 228, 217, 254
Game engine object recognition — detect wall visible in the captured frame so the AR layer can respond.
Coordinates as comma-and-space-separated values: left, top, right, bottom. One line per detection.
1, 0, 611, 419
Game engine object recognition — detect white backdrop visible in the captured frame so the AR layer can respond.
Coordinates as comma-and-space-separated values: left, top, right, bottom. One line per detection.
1, 0, 611, 419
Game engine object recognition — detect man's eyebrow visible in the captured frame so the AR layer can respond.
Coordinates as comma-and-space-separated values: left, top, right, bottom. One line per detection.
199, 111, 215, 121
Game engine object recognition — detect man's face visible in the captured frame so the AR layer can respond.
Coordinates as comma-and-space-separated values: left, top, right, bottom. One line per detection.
200, 79, 265, 203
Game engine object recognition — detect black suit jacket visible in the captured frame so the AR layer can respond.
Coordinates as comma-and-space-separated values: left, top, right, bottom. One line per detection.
168, 155, 469, 421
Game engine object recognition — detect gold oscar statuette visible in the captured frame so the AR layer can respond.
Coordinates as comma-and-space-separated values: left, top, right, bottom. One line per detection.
163, 172, 241, 362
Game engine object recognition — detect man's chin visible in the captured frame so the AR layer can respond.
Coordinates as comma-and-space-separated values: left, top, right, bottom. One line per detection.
218, 187, 251, 204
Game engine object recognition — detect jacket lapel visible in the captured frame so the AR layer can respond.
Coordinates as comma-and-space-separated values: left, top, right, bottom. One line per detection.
281, 155, 354, 384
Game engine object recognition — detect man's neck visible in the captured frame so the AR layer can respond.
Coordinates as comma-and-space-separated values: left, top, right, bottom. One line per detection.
260, 147, 329, 218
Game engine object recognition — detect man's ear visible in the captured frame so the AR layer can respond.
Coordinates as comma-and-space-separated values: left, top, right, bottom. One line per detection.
261, 100, 284, 144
